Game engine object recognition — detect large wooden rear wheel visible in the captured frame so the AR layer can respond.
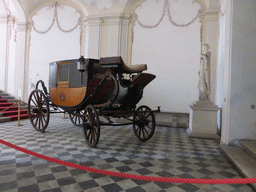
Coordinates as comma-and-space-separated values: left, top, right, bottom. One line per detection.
133, 105, 155, 141
28, 90, 50, 133
69, 110, 84, 126
83, 105, 100, 147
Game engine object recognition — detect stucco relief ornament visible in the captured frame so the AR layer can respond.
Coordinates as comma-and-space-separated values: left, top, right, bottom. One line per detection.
198, 44, 211, 101
132, 0, 204, 44
31, 2, 82, 34
133, 0, 204, 29
87, 0, 122, 10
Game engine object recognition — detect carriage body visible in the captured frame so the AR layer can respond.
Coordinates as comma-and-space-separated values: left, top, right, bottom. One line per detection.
28, 56, 159, 147
48, 57, 155, 113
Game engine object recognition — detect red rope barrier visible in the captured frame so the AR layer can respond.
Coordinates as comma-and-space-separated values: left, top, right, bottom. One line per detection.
0, 138, 255, 184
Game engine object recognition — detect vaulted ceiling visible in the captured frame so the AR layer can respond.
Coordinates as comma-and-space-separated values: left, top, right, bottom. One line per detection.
1, 0, 220, 22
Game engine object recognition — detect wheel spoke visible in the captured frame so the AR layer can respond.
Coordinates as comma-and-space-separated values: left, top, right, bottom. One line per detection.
142, 127, 145, 139
135, 126, 139, 133
139, 127, 142, 138
145, 125, 152, 129
41, 115, 45, 128
143, 127, 149, 136
34, 115, 39, 127
87, 129, 91, 140
40, 92, 43, 106
75, 115, 78, 124
31, 97, 37, 107
89, 130, 93, 143
41, 113, 47, 124
91, 128, 96, 143
35, 92, 40, 106
144, 112, 151, 119
38, 115, 41, 130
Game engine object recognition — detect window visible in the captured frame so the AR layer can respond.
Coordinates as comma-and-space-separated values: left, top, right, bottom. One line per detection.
58, 62, 69, 85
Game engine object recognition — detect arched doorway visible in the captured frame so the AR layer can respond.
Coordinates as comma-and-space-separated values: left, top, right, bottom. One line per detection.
27, 2, 84, 96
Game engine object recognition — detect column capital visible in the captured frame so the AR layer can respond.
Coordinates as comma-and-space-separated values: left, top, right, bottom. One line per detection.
17, 22, 26, 32
26, 22, 32, 32
202, 9, 219, 21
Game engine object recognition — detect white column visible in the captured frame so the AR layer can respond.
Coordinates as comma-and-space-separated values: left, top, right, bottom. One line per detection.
0, 16, 7, 91
119, 14, 131, 64
23, 22, 32, 102
4, 15, 10, 93
84, 14, 131, 63
201, 9, 219, 104
84, 17, 102, 59
5, 14, 18, 96
14, 22, 26, 100
80, 21, 85, 56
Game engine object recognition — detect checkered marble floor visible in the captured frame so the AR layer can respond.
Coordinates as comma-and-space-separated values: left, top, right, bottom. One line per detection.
0, 115, 254, 192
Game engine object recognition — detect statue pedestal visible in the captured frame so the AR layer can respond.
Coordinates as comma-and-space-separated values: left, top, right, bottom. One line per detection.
187, 101, 221, 139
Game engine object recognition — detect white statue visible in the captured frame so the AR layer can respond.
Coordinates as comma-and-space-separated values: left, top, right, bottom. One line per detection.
198, 44, 211, 101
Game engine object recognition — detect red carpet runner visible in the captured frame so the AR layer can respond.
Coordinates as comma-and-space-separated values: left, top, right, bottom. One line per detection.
0, 138, 255, 185
0, 96, 30, 121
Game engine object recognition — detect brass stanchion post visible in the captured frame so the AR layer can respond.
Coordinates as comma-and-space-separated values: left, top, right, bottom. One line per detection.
16, 99, 24, 127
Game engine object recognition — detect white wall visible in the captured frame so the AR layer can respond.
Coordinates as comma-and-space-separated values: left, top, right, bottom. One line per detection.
0, 0, 7, 91
221, 0, 256, 144
7, 27, 16, 96
0, 21, 7, 91
132, 0, 202, 113
28, 4, 80, 94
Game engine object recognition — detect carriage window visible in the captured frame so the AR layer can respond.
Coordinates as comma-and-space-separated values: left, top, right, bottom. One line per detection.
58, 63, 69, 83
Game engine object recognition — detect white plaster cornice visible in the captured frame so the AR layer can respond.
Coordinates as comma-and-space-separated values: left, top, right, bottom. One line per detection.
84, 13, 130, 21
84, 14, 131, 27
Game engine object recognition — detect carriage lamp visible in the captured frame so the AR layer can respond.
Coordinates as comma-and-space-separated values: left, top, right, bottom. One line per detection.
77, 55, 86, 72
77, 55, 86, 84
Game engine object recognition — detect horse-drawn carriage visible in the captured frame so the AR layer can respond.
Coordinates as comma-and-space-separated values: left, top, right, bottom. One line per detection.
28, 56, 159, 147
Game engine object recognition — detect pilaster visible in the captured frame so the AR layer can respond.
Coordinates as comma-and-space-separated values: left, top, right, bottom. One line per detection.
84, 17, 102, 59
201, 9, 219, 104
83, 14, 131, 63
15, 22, 26, 100
23, 22, 32, 102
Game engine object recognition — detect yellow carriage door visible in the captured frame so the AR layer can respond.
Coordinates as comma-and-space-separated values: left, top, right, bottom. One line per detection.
49, 61, 87, 107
